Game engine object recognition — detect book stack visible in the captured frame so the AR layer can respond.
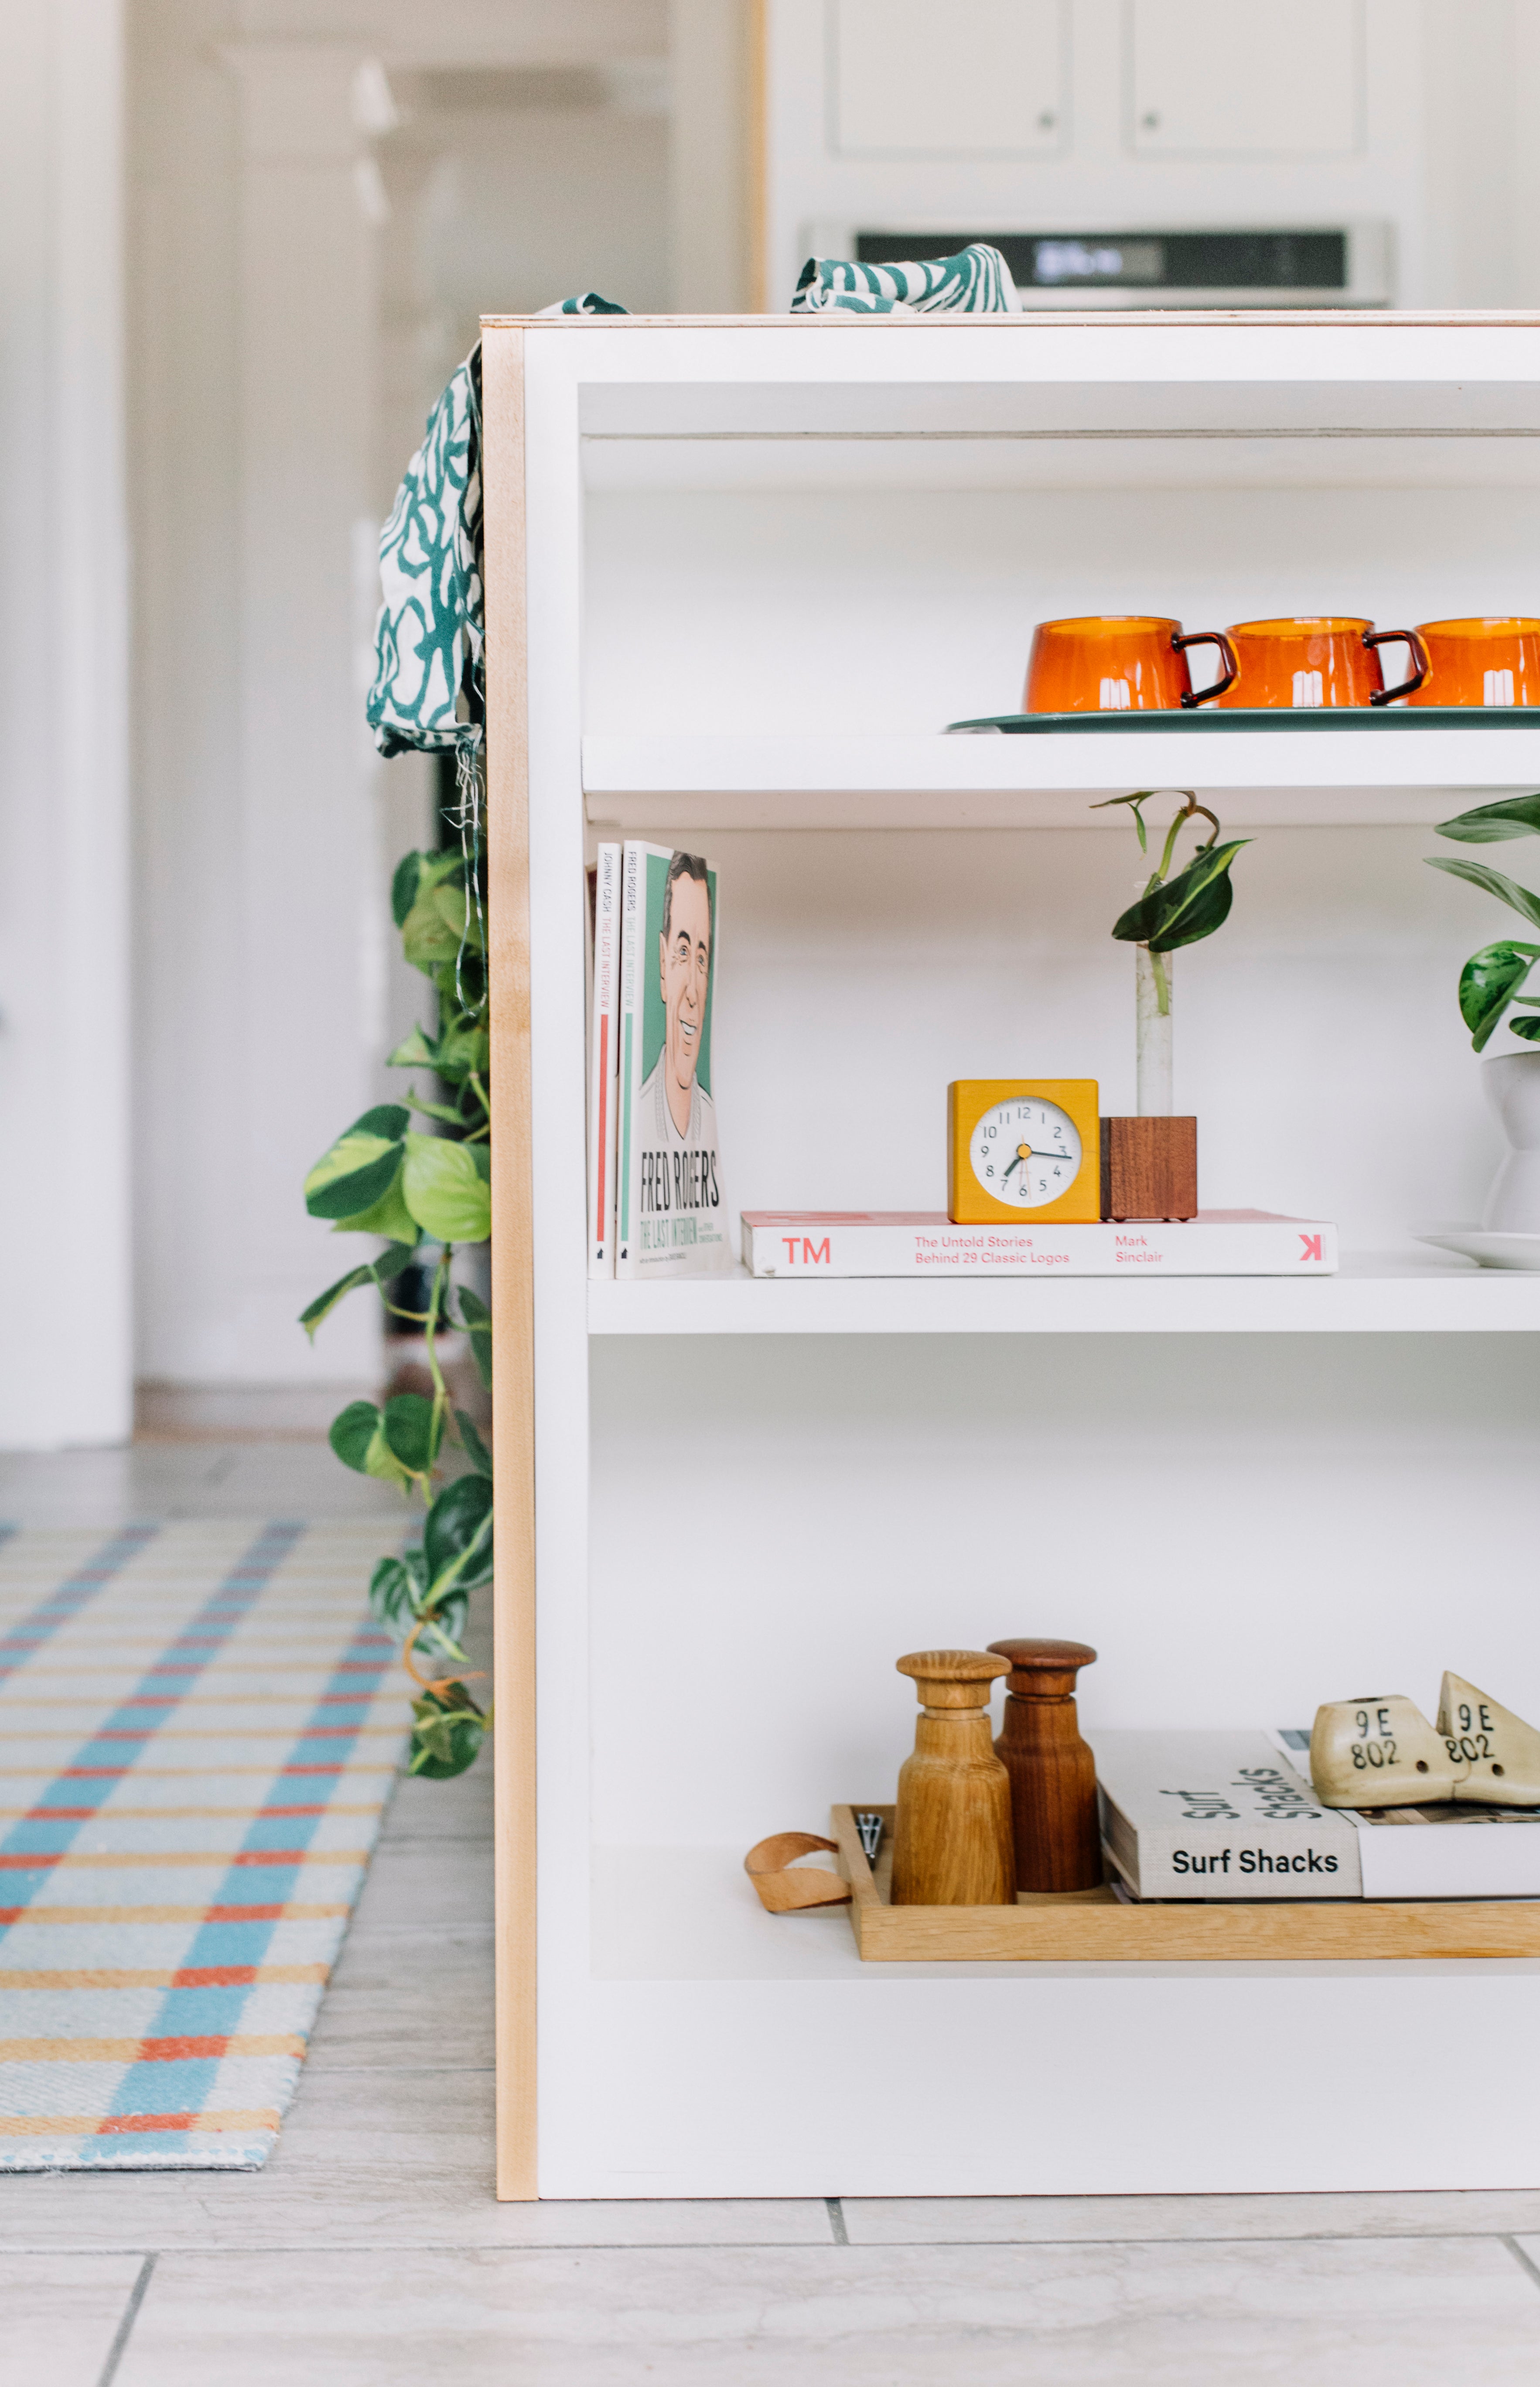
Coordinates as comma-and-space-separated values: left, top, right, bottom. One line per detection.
587, 840, 731, 1282
1095, 1730, 1540, 1901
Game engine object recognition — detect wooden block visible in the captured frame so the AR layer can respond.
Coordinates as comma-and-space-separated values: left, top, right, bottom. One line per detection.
1100, 1116, 1198, 1221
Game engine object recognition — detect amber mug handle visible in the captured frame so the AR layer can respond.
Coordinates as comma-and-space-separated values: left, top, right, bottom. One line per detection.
1172, 628, 1239, 708
1364, 626, 1430, 706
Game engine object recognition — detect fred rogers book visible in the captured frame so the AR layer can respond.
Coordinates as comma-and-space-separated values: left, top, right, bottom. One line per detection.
616, 843, 731, 1279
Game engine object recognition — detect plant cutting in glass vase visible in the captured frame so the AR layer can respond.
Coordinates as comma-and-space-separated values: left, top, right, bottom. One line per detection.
1093, 788, 1250, 1110
298, 802, 493, 1780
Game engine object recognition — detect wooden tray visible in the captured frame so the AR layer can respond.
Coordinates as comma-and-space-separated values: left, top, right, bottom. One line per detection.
830, 1806, 1540, 1963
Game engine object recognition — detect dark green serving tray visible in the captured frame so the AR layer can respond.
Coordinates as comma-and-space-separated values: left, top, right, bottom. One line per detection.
947, 708, 1540, 735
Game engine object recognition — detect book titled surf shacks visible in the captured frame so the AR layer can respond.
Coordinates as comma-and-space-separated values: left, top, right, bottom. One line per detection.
611, 841, 731, 1280
1095, 1730, 1540, 1901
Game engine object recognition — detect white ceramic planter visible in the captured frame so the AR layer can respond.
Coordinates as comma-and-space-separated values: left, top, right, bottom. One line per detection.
1481, 1051, 1540, 1230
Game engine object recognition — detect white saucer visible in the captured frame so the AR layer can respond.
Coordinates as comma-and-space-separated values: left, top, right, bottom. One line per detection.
1416, 1226, 1540, 1272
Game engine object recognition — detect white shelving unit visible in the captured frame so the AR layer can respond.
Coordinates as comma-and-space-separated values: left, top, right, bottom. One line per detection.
584, 728, 1540, 831
485, 313, 1540, 2205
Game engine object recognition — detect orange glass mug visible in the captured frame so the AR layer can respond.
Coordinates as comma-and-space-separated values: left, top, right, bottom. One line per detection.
1214, 618, 1428, 709
1022, 616, 1238, 714
1404, 619, 1540, 707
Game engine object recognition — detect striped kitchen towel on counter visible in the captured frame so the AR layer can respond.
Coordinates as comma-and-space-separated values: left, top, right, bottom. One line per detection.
0, 1518, 411, 2168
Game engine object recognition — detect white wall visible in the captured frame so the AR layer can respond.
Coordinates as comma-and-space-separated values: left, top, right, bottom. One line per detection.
127, 0, 698, 1404
0, 0, 132, 1448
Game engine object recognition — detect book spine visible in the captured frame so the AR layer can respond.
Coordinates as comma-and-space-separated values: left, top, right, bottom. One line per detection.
587, 844, 621, 1279
743, 1219, 1339, 1278
1099, 1797, 1362, 1900
615, 841, 644, 1278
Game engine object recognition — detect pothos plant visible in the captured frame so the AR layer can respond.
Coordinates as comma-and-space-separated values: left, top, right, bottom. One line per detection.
1093, 789, 1250, 1108
299, 812, 493, 1780
1424, 793, 1540, 1050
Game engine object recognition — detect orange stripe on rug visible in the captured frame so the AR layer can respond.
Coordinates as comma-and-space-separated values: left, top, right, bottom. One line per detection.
0, 1902, 350, 1925
0, 2108, 283, 2137
0, 2033, 306, 2062
0, 1965, 329, 1990
0, 1850, 368, 1869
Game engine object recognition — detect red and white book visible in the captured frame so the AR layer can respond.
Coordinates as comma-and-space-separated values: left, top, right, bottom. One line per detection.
741, 1210, 1338, 1279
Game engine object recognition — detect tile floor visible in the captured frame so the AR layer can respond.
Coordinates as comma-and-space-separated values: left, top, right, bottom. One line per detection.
5, 1442, 1540, 2382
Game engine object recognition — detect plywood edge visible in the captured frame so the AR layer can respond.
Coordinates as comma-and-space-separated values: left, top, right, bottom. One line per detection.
483, 321, 538, 2200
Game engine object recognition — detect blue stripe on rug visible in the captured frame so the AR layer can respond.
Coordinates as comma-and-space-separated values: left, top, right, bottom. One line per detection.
103, 1614, 394, 2134
0, 1523, 160, 1686
0, 1520, 412, 2170
0, 1523, 304, 1889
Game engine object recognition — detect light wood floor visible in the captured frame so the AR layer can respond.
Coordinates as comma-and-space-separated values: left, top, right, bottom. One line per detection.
5, 1441, 1540, 2383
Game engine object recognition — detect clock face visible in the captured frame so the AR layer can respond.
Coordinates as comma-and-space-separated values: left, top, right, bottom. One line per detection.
969, 1097, 1082, 1210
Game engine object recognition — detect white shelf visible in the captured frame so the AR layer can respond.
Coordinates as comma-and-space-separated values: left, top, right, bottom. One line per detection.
589, 1252, 1540, 1336
581, 732, 1540, 831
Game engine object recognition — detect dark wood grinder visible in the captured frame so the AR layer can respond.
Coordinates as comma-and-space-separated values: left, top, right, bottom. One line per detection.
987, 1638, 1102, 1892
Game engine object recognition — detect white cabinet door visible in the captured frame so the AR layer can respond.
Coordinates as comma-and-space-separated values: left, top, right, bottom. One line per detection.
833, 0, 1065, 157
1130, 0, 1362, 157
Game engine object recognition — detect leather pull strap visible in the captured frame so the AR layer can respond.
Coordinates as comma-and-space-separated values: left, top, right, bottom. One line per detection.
744, 1831, 852, 1913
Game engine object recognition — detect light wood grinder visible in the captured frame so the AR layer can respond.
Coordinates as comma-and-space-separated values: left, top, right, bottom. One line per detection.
988, 1638, 1103, 1892
891, 1649, 1014, 1906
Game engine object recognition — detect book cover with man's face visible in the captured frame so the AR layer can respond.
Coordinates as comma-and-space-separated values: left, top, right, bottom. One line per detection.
620, 848, 730, 1276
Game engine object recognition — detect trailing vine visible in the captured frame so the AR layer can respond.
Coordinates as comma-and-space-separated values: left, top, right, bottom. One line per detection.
299, 768, 492, 1779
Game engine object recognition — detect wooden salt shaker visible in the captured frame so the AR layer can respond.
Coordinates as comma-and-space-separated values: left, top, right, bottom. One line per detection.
988, 1638, 1102, 1892
891, 1650, 1014, 1906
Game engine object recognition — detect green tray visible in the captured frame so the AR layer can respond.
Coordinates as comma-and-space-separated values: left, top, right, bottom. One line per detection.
947, 708, 1540, 735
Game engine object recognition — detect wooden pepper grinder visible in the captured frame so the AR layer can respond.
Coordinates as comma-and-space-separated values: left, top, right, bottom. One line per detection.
891, 1650, 1014, 1906
988, 1638, 1102, 1893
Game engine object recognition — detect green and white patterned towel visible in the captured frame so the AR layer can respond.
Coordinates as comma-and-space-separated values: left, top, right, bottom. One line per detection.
366, 256, 1011, 759
791, 243, 1018, 314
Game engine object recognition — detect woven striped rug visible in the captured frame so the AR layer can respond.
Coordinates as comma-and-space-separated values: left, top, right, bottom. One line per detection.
0, 1518, 412, 2169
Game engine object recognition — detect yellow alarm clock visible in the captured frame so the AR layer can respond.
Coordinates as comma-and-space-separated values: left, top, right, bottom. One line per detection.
947, 1081, 1100, 1226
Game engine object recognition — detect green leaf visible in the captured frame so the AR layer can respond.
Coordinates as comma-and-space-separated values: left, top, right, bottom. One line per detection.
1457, 940, 1540, 1050
1436, 794, 1540, 844
329, 1400, 413, 1492
299, 1241, 419, 1340
1512, 1013, 1540, 1041
1426, 855, 1540, 934
1112, 840, 1250, 954
391, 851, 423, 928
457, 1287, 493, 1390
304, 1107, 410, 1220
369, 1549, 427, 1637
424, 1471, 494, 1597
1089, 789, 1154, 854
381, 1391, 444, 1480
407, 1094, 471, 1127
436, 1023, 490, 1082
403, 1133, 492, 1243
400, 856, 467, 973
433, 880, 484, 952
455, 1409, 493, 1478
327, 1173, 419, 1244
409, 1683, 486, 1779
386, 1024, 439, 1070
